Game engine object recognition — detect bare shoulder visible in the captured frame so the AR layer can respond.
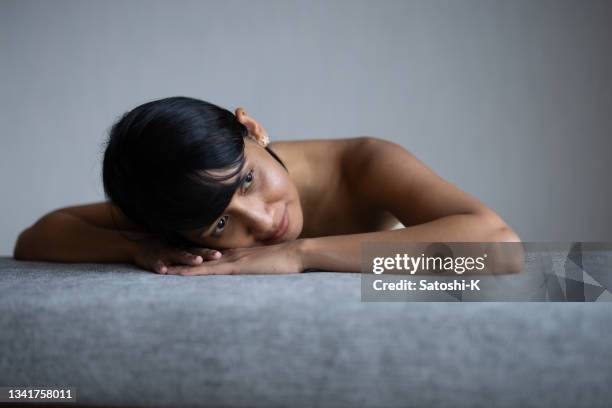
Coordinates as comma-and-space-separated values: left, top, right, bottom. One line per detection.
332, 137, 409, 179
344, 135, 406, 157
269, 137, 368, 170
339, 136, 499, 227
269, 137, 399, 193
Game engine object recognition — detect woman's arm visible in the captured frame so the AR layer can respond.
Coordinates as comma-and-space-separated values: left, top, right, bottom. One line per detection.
13, 204, 145, 263
296, 213, 520, 272
14, 202, 222, 271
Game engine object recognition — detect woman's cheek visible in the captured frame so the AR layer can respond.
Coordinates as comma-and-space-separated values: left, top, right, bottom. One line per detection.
264, 168, 292, 200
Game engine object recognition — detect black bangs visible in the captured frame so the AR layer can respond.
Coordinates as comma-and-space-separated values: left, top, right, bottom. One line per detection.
102, 96, 248, 248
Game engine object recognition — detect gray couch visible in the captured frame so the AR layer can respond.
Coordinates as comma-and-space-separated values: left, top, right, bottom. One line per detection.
1, 246, 611, 407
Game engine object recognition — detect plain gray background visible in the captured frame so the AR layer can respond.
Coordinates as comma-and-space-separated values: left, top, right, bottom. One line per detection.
1, 0, 611, 255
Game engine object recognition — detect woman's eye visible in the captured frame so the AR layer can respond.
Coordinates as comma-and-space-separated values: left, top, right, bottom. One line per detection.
214, 216, 228, 234
243, 169, 254, 190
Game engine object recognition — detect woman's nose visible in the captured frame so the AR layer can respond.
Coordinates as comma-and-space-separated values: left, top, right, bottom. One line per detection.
236, 199, 275, 236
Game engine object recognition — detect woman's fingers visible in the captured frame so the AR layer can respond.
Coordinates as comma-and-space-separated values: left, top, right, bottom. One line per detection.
135, 243, 223, 274
153, 259, 168, 274
153, 249, 223, 275
164, 250, 203, 266
187, 248, 222, 261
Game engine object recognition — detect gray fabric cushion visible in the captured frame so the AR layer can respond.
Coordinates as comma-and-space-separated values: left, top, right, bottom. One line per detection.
1, 255, 611, 408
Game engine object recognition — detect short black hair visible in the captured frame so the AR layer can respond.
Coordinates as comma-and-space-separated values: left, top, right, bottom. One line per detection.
102, 96, 285, 249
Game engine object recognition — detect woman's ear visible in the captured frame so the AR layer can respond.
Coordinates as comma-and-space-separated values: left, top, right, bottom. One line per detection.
235, 107, 270, 147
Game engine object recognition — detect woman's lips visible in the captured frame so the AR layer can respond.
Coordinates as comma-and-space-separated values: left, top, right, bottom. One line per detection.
266, 207, 289, 242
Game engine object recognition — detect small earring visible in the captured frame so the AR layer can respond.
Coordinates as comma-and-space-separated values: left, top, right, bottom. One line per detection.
249, 134, 269, 147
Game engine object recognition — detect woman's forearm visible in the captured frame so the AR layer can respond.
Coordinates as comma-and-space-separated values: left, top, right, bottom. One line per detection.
13, 211, 143, 263
296, 213, 521, 272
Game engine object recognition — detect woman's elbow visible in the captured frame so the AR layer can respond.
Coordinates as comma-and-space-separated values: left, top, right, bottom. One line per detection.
13, 226, 43, 261
491, 225, 522, 244
13, 228, 32, 260
487, 225, 524, 274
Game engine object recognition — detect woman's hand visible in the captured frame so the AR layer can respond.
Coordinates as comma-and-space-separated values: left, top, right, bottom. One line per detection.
130, 239, 223, 274
163, 241, 305, 276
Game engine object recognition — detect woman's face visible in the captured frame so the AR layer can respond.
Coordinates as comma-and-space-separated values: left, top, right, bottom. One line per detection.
180, 138, 303, 249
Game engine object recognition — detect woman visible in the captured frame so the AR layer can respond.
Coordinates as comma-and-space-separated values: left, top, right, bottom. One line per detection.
13, 96, 521, 275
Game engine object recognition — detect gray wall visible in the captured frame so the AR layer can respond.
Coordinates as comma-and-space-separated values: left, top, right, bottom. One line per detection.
1, 0, 611, 255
